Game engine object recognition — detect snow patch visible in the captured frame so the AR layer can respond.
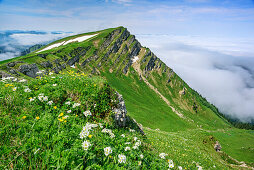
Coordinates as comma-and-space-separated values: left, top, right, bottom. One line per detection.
37, 33, 98, 53
62, 34, 98, 45
132, 56, 139, 63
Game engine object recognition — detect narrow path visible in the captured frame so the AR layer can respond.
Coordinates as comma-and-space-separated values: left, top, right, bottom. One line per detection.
132, 48, 184, 118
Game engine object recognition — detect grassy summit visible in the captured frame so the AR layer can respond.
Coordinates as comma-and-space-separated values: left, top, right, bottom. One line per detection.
0, 27, 253, 169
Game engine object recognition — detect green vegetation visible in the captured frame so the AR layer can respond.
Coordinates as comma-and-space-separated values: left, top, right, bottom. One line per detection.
0, 26, 253, 169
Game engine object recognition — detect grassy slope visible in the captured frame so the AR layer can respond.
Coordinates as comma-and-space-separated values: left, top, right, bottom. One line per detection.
0, 26, 253, 168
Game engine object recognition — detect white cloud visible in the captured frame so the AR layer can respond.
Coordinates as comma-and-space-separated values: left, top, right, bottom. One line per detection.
136, 34, 254, 122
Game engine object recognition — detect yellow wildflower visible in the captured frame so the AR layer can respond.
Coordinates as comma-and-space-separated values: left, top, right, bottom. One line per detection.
59, 112, 64, 117
64, 120, 67, 123
5, 84, 9, 87
22, 116, 27, 119
53, 106, 57, 109
29, 97, 32, 99
36, 116, 40, 120
88, 135, 92, 138
58, 118, 63, 122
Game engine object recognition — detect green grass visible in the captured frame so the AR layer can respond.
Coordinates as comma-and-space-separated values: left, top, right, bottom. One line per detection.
0, 71, 178, 169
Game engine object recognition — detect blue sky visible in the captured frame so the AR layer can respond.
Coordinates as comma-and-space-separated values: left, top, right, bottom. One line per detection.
1, 0, 254, 38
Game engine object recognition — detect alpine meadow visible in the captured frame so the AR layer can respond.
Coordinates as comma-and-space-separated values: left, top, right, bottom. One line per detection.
0, 26, 253, 169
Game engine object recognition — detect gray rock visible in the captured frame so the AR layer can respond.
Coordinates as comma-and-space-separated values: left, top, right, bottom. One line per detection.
214, 141, 222, 152
114, 92, 127, 127
9, 69, 20, 76
67, 55, 80, 66
7, 62, 15, 67
0, 71, 11, 78
40, 61, 53, 68
145, 53, 157, 71
18, 64, 39, 78
37, 53, 48, 59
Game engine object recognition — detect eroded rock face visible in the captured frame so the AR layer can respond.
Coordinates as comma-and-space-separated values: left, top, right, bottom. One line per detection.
40, 61, 53, 68
214, 141, 222, 152
114, 92, 127, 127
0, 71, 11, 78
18, 64, 39, 78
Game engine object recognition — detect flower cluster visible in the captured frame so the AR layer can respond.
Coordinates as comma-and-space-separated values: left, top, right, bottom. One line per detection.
102, 128, 115, 138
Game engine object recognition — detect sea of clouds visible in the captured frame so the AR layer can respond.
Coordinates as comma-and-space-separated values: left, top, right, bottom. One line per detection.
0, 31, 73, 61
136, 34, 254, 122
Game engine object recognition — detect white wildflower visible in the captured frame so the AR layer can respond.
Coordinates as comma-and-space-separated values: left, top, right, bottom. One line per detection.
65, 101, 71, 105
125, 147, 131, 151
138, 161, 142, 166
30, 97, 35, 102
38, 95, 44, 101
47, 101, 53, 105
159, 153, 168, 159
104, 147, 112, 156
80, 130, 89, 139
43, 96, 48, 101
178, 166, 183, 170
121, 134, 125, 138
118, 154, 126, 164
133, 137, 138, 141
110, 133, 115, 138
168, 160, 174, 168
82, 140, 90, 150
140, 154, 144, 159
197, 166, 202, 170
125, 142, 131, 145
129, 129, 135, 132
83, 110, 92, 117
52, 84, 57, 87
49, 72, 54, 75
133, 145, 138, 150
18, 79, 26, 83
67, 110, 72, 113
12, 87, 17, 91
51, 76, 55, 78
24, 88, 31, 92
99, 123, 103, 128
73, 103, 81, 108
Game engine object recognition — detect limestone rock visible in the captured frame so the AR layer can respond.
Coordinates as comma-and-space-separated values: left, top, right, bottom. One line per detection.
114, 92, 127, 127
0, 71, 11, 78
214, 141, 222, 152
18, 64, 39, 78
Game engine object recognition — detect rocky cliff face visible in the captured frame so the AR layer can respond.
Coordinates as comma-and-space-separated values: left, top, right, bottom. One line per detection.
0, 27, 173, 84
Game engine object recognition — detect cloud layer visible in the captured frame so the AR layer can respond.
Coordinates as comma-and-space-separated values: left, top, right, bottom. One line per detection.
136, 34, 254, 122
0, 31, 73, 61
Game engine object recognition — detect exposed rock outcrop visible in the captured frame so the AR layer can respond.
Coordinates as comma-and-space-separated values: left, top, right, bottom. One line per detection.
114, 92, 127, 127
0, 71, 11, 78
18, 64, 39, 78
40, 61, 53, 68
214, 141, 222, 152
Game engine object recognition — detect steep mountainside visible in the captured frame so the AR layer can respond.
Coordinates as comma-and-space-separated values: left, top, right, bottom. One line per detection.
0, 27, 253, 169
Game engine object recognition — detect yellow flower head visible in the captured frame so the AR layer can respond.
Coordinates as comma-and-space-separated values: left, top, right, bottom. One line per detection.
29, 97, 32, 99
88, 135, 92, 138
53, 106, 57, 109
59, 112, 64, 117
36, 116, 40, 120
64, 120, 67, 123
58, 118, 63, 122
22, 116, 27, 119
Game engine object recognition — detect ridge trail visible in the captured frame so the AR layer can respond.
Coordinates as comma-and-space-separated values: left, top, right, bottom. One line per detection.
132, 48, 184, 118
